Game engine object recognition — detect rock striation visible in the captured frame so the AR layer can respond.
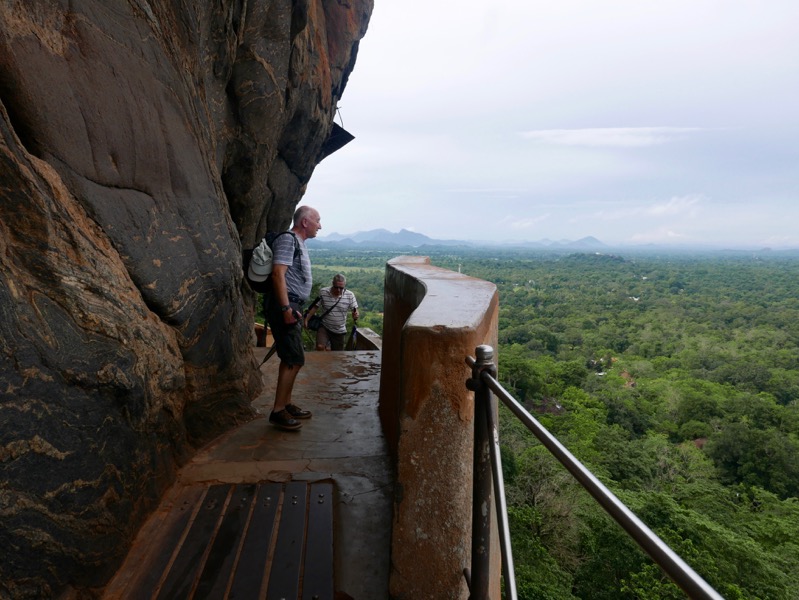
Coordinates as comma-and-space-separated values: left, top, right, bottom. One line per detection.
0, 0, 371, 596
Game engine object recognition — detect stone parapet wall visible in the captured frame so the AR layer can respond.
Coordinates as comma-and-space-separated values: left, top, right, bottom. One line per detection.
353, 326, 382, 350
379, 256, 500, 600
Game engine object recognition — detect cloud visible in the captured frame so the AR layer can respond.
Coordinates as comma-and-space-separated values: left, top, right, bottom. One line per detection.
499, 214, 552, 230
444, 188, 522, 195
519, 127, 702, 148
646, 194, 704, 217
760, 234, 799, 248
629, 228, 689, 244
571, 194, 706, 224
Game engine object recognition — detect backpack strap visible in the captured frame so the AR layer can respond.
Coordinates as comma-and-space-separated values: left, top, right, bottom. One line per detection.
270, 231, 306, 283
318, 294, 342, 319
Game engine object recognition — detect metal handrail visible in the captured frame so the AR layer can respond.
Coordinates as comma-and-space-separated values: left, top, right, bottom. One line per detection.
466, 345, 724, 600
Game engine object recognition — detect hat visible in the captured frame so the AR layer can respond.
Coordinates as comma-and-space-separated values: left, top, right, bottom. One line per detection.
247, 244, 272, 282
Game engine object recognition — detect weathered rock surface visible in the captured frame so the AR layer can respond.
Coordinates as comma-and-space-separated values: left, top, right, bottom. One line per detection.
0, 0, 371, 596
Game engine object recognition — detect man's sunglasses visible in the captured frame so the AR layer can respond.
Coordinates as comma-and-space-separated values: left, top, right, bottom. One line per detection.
333, 285, 345, 290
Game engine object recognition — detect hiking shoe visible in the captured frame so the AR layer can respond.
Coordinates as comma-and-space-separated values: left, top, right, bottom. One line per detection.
269, 409, 302, 431
285, 404, 312, 419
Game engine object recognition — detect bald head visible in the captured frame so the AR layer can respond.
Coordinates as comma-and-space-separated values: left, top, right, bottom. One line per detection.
292, 206, 322, 240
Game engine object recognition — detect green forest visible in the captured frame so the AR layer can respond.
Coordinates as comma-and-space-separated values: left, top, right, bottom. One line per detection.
303, 245, 799, 599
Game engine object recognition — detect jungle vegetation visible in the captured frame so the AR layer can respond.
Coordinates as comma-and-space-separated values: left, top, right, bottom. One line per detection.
305, 245, 799, 599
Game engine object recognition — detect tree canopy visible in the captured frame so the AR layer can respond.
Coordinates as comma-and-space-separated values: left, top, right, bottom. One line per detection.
308, 246, 799, 598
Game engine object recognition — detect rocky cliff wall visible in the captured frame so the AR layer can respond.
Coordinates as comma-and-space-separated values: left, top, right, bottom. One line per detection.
0, 0, 371, 596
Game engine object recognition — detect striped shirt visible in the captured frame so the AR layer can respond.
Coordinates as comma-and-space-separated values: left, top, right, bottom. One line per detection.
271, 232, 312, 301
317, 287, 358, 334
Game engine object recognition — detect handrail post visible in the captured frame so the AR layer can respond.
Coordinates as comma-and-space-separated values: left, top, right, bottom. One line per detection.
467, 345, 496, 599
484, 383, 518, 600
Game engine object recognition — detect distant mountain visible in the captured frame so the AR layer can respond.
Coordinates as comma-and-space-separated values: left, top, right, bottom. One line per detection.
311, 229, 608, 250
352, 228, 433, 246
322, 228, 395, 243
313, 228, 464, 247
556, 236, 605, 248
310, 230, 799, 254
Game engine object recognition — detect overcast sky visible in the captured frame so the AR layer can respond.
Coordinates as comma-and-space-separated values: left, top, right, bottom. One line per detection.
303, 0, 799, 248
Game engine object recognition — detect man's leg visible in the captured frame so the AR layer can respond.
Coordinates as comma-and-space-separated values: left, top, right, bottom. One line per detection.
274, 361, 301, 412
267, 308, 311, 429
315, 327, 329, 351
329, 331, 346, 351
269, 361, 307, 430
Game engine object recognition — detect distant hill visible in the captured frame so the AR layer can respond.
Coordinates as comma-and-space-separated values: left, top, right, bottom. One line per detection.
312, 228, 465, 248
307, 230, 799, 257
321, 228, 435, 246
311, 229, 608, 250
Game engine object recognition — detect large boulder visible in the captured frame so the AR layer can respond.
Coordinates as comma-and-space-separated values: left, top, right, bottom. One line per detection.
0, 0, 372, 596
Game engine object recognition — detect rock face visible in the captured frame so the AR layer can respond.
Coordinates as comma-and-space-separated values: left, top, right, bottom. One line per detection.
0, 0, 371, 596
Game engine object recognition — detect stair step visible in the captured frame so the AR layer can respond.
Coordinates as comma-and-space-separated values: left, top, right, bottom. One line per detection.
103, 481, 334, 600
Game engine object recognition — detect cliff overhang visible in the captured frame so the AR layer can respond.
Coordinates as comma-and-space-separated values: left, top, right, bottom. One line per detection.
0, 0, 372, 595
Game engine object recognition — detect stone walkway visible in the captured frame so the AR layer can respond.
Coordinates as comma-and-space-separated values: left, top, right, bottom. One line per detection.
103, 350, 392, 599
